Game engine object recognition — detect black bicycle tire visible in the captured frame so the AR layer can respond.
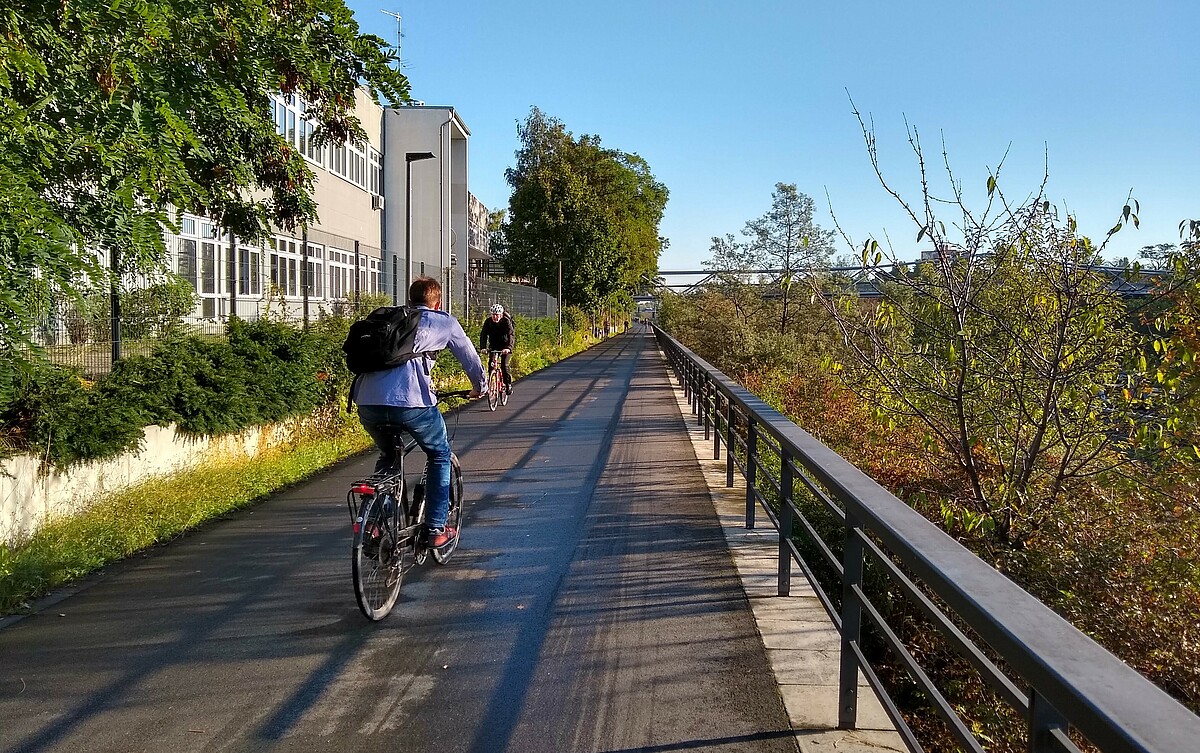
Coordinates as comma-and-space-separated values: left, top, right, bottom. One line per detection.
352, 489, 405, 620
500, 376, 509, 406
433, 454, 464, 564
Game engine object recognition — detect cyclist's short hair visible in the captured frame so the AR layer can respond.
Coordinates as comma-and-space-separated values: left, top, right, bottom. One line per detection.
409, 277, 441, 307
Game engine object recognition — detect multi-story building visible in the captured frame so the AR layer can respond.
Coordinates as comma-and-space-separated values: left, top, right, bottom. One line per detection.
164, 94, 475, 323
381, 106, 472, 315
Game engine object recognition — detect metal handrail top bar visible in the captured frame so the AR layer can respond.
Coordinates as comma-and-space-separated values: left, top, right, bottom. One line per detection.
657, 327, 1200, 752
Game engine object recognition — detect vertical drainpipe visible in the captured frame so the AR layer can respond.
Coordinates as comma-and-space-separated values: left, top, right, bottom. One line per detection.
439, 115, 449, 311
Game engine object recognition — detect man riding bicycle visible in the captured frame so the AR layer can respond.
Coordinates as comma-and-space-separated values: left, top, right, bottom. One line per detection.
479, 303, 515, 395
351, 277, 486, 548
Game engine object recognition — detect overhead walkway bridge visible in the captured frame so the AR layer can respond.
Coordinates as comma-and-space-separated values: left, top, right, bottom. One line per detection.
0, 326, 1196, 753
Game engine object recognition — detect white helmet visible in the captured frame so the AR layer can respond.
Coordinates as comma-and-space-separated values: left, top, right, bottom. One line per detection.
490, 304, 505, 315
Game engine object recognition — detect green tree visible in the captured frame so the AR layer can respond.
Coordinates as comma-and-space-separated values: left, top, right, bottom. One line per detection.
487, 209, 508, 266
704, 183, 834, 333
501, 107, 668, 311
810, 109, 1179, 549
0, 0, 409, 399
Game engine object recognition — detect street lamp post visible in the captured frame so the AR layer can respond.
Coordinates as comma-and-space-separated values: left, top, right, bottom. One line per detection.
557, 254, 563, 347
403, 151, 436, 303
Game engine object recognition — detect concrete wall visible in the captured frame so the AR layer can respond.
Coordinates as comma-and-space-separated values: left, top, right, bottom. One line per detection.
1, 422, 304, 548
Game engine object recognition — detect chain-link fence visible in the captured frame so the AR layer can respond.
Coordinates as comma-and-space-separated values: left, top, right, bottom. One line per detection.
468, 276, 558, 320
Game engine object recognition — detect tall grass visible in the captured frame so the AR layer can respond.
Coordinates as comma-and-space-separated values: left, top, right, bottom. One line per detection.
0, 423, 371, 614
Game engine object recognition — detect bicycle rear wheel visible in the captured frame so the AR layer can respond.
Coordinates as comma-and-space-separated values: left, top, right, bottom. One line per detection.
352, 490, 405, 620
488, 369, 501, 411
433, 454, 464, 564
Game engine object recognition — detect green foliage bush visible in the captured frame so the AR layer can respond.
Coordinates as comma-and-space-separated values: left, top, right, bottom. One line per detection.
120, 276, 198, 339
1, 317, 347, 468
6, 365, 147, 467
663, 291, 1200, 730
0, 307, 594, 470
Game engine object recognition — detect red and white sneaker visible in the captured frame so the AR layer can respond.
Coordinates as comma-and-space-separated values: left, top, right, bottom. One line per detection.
427, 526, 458, 548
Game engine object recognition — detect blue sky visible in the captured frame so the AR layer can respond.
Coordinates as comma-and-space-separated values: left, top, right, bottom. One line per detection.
347, 1, 1197, 273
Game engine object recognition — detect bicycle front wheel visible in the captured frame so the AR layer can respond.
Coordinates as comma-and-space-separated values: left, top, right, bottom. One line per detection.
433, 454, 464, 564
352, 490, 405, 620
488, 369, 501, 411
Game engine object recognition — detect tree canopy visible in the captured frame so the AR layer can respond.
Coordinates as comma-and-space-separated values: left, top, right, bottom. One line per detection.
0, 0, 409, 396
705, 182, 835, 333
500, 107, 667, 311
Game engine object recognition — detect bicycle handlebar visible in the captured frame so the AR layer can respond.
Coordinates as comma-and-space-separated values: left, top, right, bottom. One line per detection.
435, 389, 474, 402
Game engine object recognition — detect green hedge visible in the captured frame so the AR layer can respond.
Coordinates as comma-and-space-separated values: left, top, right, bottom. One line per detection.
1, 309, 600, 469
1, 316, 352, 468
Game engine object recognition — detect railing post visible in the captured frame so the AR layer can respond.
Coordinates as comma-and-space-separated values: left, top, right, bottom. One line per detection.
838, 510, 864, 729
745, 421, 757, 529
712, 392, 721, 460
699, 378, 707, 428
690, 366, 698, 414
778, 451, 793, 596
1028, 691, 1067, 753
725, 403, 735, 488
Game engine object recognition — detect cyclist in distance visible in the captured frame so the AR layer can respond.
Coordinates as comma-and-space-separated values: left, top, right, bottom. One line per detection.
352, 277, 486, 548
480, 303, 515, 395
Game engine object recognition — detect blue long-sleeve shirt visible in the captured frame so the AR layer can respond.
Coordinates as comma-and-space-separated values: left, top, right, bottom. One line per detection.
353, 306, 487, 407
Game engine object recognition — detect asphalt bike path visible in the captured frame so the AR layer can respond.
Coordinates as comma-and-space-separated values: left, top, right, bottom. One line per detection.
0, 328, 795, 753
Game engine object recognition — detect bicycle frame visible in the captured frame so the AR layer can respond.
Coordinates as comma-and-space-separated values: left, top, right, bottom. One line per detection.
486, 351, 509, 410
346, 389, 472, 614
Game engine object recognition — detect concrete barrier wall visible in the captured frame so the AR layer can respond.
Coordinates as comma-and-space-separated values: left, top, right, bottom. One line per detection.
1, 422, 296, 548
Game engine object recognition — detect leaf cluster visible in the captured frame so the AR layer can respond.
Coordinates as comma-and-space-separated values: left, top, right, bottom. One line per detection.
501, 107, 668, 311
0, 0, 409, 394
704, 183, 836, 334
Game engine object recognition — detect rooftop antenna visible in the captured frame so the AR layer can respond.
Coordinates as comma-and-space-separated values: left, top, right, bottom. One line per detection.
381, 10, 424, 106
380, 10, 403, 72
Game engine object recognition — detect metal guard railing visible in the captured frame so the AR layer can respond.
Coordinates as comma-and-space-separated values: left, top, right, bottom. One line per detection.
653, 326, 1200, 753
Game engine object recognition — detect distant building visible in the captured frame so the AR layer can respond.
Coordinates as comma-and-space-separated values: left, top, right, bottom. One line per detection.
919, 243, 968, 263
467, 192, 492, 280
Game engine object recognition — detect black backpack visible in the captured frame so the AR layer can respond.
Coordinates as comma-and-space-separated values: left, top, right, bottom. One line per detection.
342, 305, 432, 375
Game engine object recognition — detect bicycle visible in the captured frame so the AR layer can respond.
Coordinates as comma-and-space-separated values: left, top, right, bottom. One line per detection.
345, 389, 471, 621
485, 349, 511, 411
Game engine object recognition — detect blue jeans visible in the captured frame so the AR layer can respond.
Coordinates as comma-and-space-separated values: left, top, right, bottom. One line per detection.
357, 404, 452, 530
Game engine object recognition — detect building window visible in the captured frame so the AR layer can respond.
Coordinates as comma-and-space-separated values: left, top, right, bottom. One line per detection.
369, 148, 382, 195
304, 121, 322, 165
201, 242, 216, 294
178, 239, 198, 288
238, 247, 261, 295
250, 250, 261, 295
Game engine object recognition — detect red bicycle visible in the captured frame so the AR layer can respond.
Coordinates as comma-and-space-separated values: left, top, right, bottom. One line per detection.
485, 349, 510, 411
